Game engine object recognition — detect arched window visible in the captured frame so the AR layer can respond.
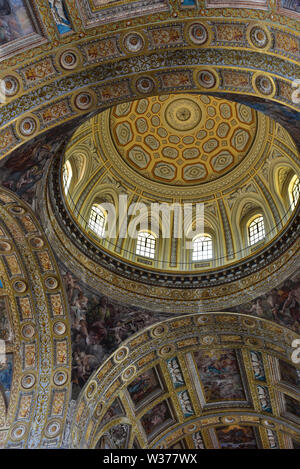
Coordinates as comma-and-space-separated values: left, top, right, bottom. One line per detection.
88, 205, 106, 238
136, 231, 156, 259
192, 235, 213, 261
248, 215, 265, 246
62, 161, 72, 195
289, 175, 300, 210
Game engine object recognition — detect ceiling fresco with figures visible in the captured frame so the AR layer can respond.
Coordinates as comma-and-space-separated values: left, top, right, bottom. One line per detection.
0, 0, 299, 451
71, 313, 300, 449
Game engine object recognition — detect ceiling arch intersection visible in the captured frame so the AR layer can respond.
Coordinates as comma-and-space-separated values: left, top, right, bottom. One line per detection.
70, 312, 300, 449
0, 12, 300, 159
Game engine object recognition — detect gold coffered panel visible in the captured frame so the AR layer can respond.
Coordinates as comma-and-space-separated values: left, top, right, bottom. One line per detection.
110, 94, 257, 185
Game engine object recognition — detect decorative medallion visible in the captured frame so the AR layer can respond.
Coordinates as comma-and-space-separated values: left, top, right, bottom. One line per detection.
59, 49, 80, 70
247, 24, 271, 50
45, 276, 59, 290
74, 92, 94, 111
21, 374, 36, 390
29, 236, 44, 249
53, 370, 68, 386
114, 346, 129, 363
243, 317, 257, 328
13, 280, 27, 293
188, 23, 209, 45
10, 424, 27, 441
122, 365, 136, 381
158, 344, 176, 357
0, 75, 20, 97
135, 76, 155, 95
185, 423, 197, 433
0, 241, 12, 252
165, 98, 202, 131
45, 420, 61, 438
9, 205, 25, 215
123, 32, 145, 53
17, 116, 39, 138
21, 323, 35, 339
53, 321, 66, 336
197, 69, 217, 89
253, 74, 276, 97
94, 402, 103, 419
86, 381, 97, 399
221, 416, 239, 424
151, 324, 168, 338
200, 335, 215, 345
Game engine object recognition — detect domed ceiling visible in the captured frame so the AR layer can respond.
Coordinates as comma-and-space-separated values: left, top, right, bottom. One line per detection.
110, 95, 257, 185
57, 93, 299, 278
0, 0, 299, 452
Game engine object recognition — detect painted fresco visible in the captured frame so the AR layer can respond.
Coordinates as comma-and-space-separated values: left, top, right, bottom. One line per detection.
167, 357, 185, 388
0, 296, 12, 341
216, 425, 258, 449
98, 398, 124, 429
178, 390, 194, 417
0, 353, 13, 406
48, 0, 72, 34
257, 385, 272, 413
96, 424, 131, 449
193, 349, 246, 402
228, 268, 300, 334
284, 394, 300, 419
180, 0, 196, 5
279, 360, 300, 388
140, 400, 174, 437
0, 121, 82, 206
107, 423, 130, 449
127, 367, 163, 408
62, 265, 173, 399
250, 351, 266, 381
0, 0, 35, 45
281, 0, 300, 13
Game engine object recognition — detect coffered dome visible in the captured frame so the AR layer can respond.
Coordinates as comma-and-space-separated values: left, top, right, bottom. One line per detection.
58, 93, 299, 275
110, 94, 257, 185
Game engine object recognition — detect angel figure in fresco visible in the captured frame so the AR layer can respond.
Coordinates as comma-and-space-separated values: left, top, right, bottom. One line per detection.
48, 0, 71, 34
249, 298, 264, 317
63, 271, 80, 304
167, 358, 184, 386
266, 288, 283, 321
91, 296, 112, 322
282, 280, 300, 322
